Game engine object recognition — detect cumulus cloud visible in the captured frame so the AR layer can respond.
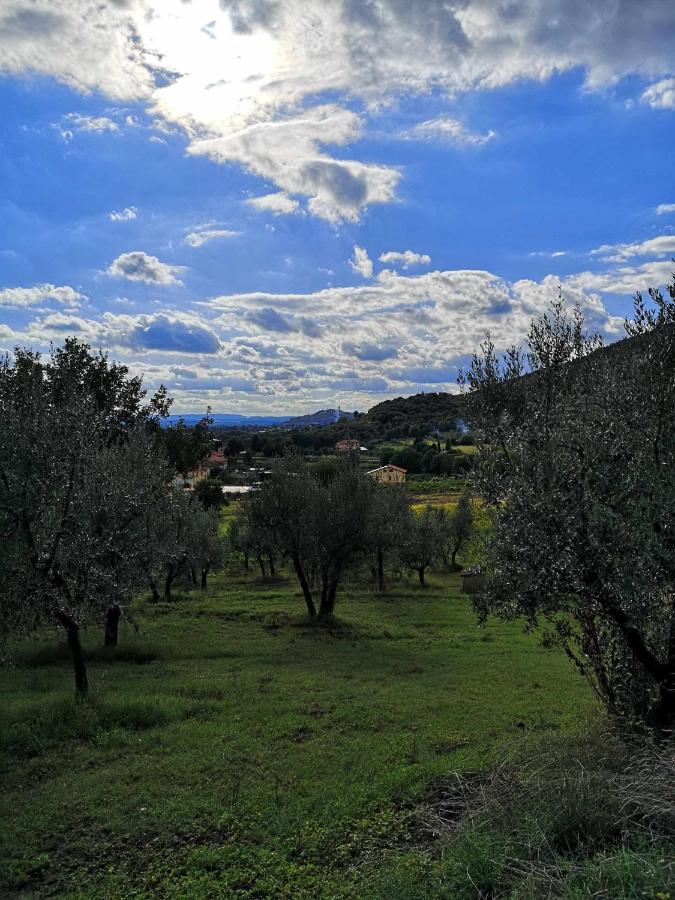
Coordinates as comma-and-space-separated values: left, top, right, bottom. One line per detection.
590, 234, 675, 262
0, 283, 86, 307
404, 117, 495, 146
22, 243, 664, 411
641, 78, 675, 110
342, 340, 400, 361
203, 264, 625, 406
104, 312, 221, 354
246, 192, 300, 215
188, 106, 399, 223
656, 203, 675, 216
350, 245, 374, 279
107, 251, 184, 284
569, 260, 675, 296
379, 250, 431, 269
184, 229, 239, 247
247, 307, 294, 333
110, 207, 138, 222
4, 1, 675, 221
0, 1, 155, 100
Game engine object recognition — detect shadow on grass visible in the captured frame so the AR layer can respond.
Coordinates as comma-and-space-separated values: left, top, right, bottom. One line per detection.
0, 693, 219, 764
14, 640, 161, 668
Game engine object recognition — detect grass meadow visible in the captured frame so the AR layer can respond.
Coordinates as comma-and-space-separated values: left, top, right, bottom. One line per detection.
2, 555, 672, 896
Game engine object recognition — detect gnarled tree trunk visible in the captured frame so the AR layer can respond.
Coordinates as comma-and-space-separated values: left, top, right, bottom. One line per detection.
104, 603, 121, 647
319, 571, 340, 620
292, 552, 316, 618
55, 610, 88, 696
165, 566, 176, 601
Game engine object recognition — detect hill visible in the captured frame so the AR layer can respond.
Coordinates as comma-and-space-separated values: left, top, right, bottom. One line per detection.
284, 408, 355, 428
364, 391, 464, 434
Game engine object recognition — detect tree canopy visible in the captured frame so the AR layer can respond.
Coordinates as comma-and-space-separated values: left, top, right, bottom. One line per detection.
461, 281, 675, 729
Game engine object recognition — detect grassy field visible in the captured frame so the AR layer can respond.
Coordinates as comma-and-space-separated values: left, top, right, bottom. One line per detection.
0, 564, 608, 899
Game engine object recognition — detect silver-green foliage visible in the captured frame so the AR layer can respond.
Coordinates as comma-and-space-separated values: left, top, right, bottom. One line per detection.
461, 282, 675, 727
0, 341, 172, 690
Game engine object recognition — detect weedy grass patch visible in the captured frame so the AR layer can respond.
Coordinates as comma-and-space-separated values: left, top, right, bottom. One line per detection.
1, 568, 671, 898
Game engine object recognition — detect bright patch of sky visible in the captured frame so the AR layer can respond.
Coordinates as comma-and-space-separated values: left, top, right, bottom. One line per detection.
0, 0, 674, 413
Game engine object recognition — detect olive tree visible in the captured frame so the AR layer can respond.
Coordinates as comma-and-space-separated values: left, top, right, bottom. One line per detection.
446, 492, 474, 569
460, 283, 675, 729
244, 458, 320, 616
251, 458, 375, 619
367, 484, 411, 591
234, 496, 279, 578
400, 504, 447, 587
0, 340, 171, 693
183, 503, 227, 590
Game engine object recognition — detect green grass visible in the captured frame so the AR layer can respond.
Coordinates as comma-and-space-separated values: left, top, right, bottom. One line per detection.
407, 474, 469, 497
1, 568, 670, 898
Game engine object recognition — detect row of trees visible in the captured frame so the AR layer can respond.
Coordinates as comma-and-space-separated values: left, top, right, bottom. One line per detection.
229, 459, 475, 619
462, 280, 675, 730
0, 340, 226, 695
381, 444, 474, 475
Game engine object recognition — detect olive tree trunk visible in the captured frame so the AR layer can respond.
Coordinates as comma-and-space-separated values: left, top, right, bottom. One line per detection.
55, 610, 88, 696
291, 552, 316, 618
104, 603, 121, 647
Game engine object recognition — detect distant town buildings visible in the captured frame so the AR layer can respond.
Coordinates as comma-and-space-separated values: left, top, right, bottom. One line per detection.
175, 462, 209, 490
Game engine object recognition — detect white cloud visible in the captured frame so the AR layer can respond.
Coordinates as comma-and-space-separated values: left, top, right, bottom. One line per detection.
569, 260, 675, 296
656, 203, 675, 216
641, 78, 675, 110
404, 117, 495, 146
379, 250, 431, 269
203, 266, 625, 398
64, 113, 119, 133
20, 234, 669, 411
110, 207, 138, 222
184, 229, 239, 247
246, 192, 300, 215
0, 1, 154, 101
107, 251, 184, 285
350, 245, 374, 279
5, 1, 674, 114
4, 1, 675, 222
103, 312, 221, 354
591, 234, 675, 261
188, 105, 400, 223
0, 283, 86, 307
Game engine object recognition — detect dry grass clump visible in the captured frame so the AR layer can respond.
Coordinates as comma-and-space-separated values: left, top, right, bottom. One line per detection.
408, 727, 674, 898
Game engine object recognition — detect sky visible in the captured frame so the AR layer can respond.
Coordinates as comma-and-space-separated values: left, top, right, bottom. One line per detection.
1, 0, 674, 414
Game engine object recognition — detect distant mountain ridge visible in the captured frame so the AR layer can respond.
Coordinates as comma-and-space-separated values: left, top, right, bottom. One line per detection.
164, 408, 354, 429
164, 413, 292, 427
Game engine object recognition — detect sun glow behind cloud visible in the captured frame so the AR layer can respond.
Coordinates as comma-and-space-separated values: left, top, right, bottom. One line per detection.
142, 2, 282, 133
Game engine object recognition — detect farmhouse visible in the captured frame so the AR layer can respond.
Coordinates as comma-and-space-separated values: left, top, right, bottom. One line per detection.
366, 464, 407, 485
335, 439, 361, 452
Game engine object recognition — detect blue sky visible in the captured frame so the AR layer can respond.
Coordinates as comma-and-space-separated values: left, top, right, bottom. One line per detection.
1, 1, 674, 413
